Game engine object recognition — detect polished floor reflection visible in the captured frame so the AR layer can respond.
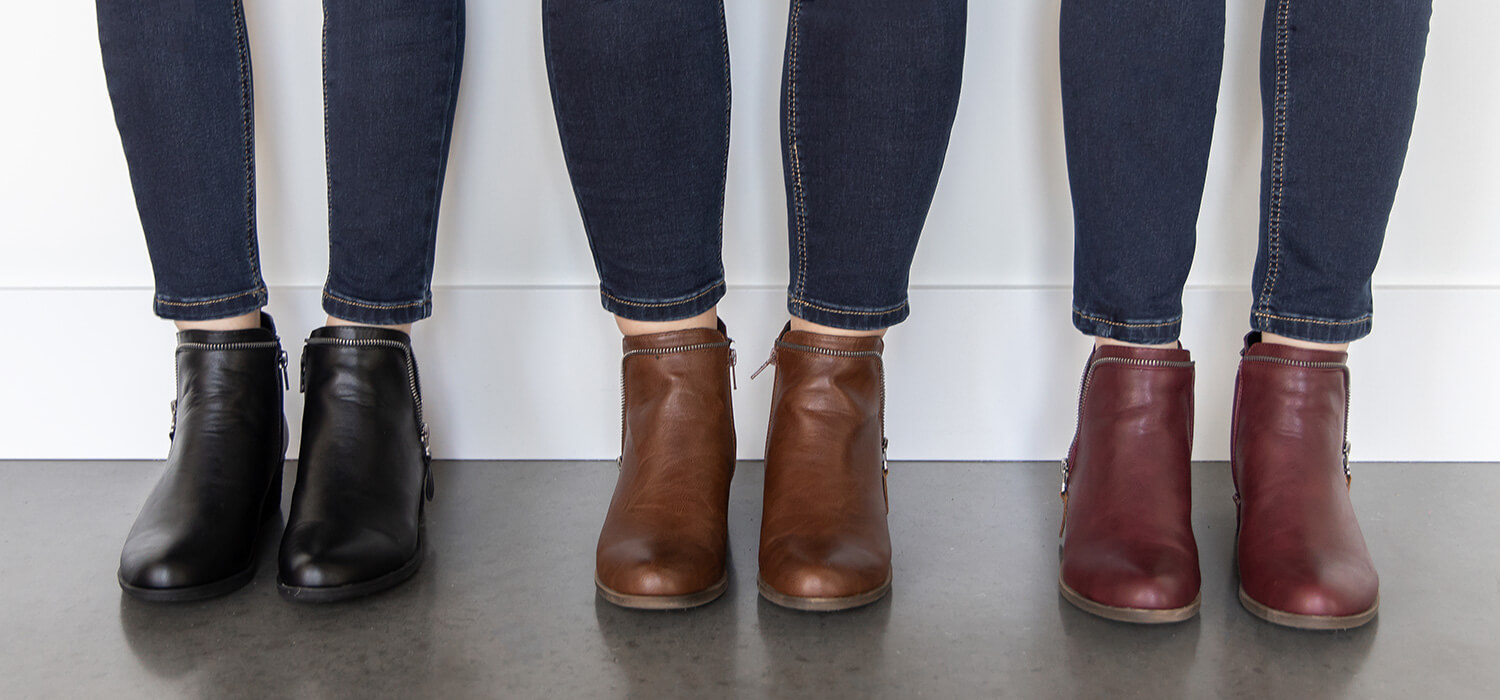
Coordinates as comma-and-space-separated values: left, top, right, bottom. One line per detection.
0, 461, 1495, 698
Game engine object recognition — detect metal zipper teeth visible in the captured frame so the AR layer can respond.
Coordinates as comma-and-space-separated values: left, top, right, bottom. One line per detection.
171, 340, 288, 439
618, 341, 736, 460
1061, 356, 1195, 494
758, 341, 889, 473
1240, 354, 1353, 477
304, 337, 429, 461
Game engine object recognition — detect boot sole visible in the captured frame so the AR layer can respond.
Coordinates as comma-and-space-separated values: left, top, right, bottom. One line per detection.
1059, 578, 1201, 624
119, 448, 287, 604
594, 574, 728, 610
756, 571, 892, 612
1238, 585, 1378, 630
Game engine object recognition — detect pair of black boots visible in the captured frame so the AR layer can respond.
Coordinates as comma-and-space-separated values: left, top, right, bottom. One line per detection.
117, 313, 433, 603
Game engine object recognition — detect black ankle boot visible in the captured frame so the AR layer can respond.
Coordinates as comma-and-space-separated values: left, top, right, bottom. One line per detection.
118, 312, 289, 601
278, 326, 433, 602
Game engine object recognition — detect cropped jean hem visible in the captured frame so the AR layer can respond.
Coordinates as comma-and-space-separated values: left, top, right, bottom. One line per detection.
1072, 307, 1182, 345
1250, 309, 1372, 344
789, 296, 909, 332
154, 286, 268, 322
322, 288, 433, 326
600, 279, 726, 323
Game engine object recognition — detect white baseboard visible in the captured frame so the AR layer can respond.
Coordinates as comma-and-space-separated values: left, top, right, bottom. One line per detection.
2, 286, 1493, 461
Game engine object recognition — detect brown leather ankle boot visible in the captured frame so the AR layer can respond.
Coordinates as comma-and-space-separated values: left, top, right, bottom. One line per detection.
756, 325, 891, 611
594, 321, 737, 609
1059, 344, 1201, 623
1232, 334, 1378, 630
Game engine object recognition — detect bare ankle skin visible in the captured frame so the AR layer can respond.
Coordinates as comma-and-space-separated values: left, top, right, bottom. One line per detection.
615, 307, 719, 336
174, 311, 261, 332
1092, 336, 1179, 349
1260, 332, 1350, 353
326, 316, 413, 336
789, 317, 886, 338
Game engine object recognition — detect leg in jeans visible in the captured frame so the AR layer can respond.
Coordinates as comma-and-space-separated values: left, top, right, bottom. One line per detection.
280, 0, 466, 603
99, 0, 288, 600
1057, 0, 1432, 627
1233, 0, 1431, 630
1061, 0, 1225, 345
542, 0, 966, 610
543, 0, 731, 325
97, 0, 466, 601
322, 0, 466, 328
1248, 0, 1431, 344
781, 0, 966, 333
543, 0, 736, 610
758, 0, 965, 611
97, 0, 266, 323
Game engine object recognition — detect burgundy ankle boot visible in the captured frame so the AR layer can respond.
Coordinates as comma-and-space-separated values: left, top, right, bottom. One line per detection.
1232, 334, 1378, 629
1059, 344, 1201, 623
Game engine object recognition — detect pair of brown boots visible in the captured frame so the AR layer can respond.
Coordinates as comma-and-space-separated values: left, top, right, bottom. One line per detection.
1059, 334, 1379, 629
595, 321, 891, 611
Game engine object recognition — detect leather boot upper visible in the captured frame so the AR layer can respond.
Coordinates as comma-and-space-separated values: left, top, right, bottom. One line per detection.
1232, 335, 1378, 619
758, 327, 891, 601
1060, 344, 1200, 612
119, 313, 287, 596
279, 325, 432, 593
595, 323, 736, 599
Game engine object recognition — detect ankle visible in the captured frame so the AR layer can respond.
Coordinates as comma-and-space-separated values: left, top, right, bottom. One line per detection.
326, 315, 412, 336
615, 308, 718, 336
789, 317, 886, 338
175, 311, 261, 332
1260, 332, 1349, 353
1092, 336, 1179, 350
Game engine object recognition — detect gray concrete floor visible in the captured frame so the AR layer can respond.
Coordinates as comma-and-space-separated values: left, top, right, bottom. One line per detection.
0, 461, 1496, 699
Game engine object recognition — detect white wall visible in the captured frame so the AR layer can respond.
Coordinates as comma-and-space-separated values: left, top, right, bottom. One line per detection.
2, 1, 1496, 461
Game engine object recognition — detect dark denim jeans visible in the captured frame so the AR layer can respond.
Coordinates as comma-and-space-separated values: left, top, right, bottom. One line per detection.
96, 0, 465, 325
543, 0, 966, 330
1061, 0, 1432, 344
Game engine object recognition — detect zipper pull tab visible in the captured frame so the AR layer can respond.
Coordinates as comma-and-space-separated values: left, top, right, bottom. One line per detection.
299, 349, 309, 393
421, 424, 434, 500
750, 348, 777, 381
168, 399, 178, 441
1342, 440, 1353, 485
728, 347, 738, 390
277, 349, 290, 391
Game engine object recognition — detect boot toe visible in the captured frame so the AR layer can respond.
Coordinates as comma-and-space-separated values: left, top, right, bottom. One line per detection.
596, 541, 722, 597
279, 523, 414, 590
1245, 574, 1378, 619
120, 557, 201, 591
1061, 547, 1200, 612
760, 539, 891, 600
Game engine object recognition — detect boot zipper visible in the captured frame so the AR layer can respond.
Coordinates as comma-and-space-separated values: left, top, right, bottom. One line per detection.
618, 340, 735, 466
171, 339, 285, 442
1240, 354, 1354, 484
304, 337, 434, 496
1060, 355, 1195, 533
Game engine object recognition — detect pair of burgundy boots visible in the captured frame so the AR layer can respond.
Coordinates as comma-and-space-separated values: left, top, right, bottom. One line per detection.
593, 321, 893, 612
1059, 333, 1378, 629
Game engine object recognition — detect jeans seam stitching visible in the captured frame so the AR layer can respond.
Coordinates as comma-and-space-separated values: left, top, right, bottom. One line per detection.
1072, 310, 1180, 329
320, 0, 334, 304
323, 290, 429, 310
1252, 311, 1371, 326
790, 297, 908, 316
715, 0, 731, 277
1257, 0, 1291, 315
787, 0, 809, 301
156, 288, 266, 307
234, 0, 260, 297
602, 281, 724, 309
